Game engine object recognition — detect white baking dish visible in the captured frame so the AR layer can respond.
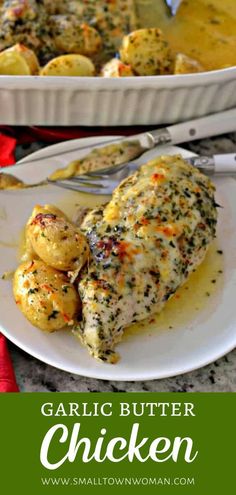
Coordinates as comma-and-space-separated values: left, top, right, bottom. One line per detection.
0, 67, 236, 126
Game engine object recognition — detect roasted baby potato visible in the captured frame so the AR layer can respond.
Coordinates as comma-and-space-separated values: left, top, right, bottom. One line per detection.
101, 58, 134, 77
13, 260, 80, 331
26, 206, 90, 272
40, 54, 95, 76
0, 43, 40, 75
22, 204, 69, 262
51, 16, 102, 56
26, 204, 69, 224
174, 53, 204, 74
120, 28, 173, 76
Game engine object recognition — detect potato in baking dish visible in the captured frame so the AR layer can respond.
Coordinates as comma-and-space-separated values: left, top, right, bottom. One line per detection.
120, 28, 174, 76
101, 58, 134, 77
65, 0, 137, 57
13, 260, 80, 331
49, 17, 102, 56
40, 54, 95, 76
174, 53, 204, 75
0, 43, 39, 74
26, 205, 89, 272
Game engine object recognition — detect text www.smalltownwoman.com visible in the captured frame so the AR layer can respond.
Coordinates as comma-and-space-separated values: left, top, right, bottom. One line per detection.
41, 476, 195, 487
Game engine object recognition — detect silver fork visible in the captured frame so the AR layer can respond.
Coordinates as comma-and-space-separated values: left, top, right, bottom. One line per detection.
48, 153, 236, 195
165, 0, 182, 15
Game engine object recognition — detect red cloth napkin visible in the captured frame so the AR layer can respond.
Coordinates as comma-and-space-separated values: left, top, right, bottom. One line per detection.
0, 124, 156, 146
0, 132, 17, 166
0, 334, 19, 392
0, 131, 19, 391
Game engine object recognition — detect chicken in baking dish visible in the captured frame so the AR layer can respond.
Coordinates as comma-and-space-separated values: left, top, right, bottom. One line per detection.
13, 155, 217, 363
0, 0, 136, 65
0, 1, 207, 76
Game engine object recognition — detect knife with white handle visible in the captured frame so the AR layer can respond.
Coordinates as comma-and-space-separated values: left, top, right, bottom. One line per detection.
7, 107, 236, 168
143, 108, 236, 149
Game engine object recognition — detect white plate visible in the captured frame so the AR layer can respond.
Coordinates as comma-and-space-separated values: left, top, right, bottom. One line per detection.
1, 137, 236, 381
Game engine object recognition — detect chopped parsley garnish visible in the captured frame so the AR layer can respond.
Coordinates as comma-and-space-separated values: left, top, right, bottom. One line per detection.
48, 310, 59, 320
28, 288, 39, 294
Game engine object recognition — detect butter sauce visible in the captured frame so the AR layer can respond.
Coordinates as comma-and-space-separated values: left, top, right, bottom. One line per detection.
136, 0, 236, 70
124, 241, 224, 339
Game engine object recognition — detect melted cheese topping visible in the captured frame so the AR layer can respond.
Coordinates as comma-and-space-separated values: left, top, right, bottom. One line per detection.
76, 155, 217, 362
0, 0, 137, 64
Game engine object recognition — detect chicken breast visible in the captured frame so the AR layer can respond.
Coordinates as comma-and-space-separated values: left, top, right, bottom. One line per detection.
75, 155, 217, 362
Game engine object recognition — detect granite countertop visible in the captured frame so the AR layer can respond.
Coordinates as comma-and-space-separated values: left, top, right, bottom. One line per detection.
9, 132, 236, 392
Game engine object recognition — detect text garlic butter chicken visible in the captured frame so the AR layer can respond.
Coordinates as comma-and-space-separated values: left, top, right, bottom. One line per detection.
0, 0, 235, 76
13, 156, 217, 363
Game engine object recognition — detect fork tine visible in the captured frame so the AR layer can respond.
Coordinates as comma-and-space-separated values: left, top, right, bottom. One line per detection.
48, 181, 85, 192
68, 176, 107, 188
49, 180, 115, 195
49, 177, 108, 190
88, 161, 129, 176
71, 174, 107, 181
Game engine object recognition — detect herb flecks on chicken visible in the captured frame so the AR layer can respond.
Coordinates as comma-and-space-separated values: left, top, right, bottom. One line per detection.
75, 155, 217, 363
0, 1, 136, 64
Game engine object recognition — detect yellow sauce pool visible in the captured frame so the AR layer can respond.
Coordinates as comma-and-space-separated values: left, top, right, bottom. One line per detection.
124, 241, 224, 339
136, 0, 236, 70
